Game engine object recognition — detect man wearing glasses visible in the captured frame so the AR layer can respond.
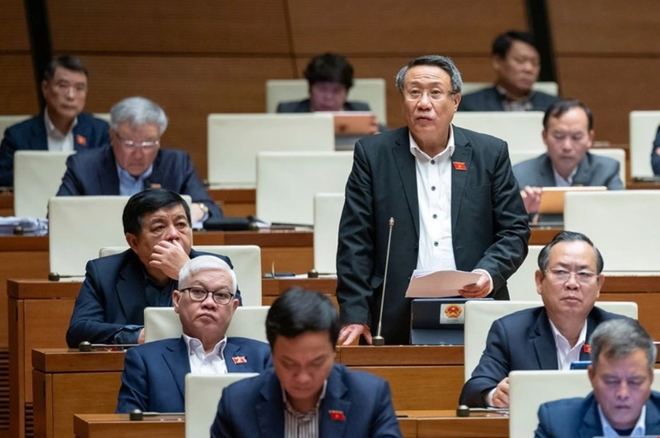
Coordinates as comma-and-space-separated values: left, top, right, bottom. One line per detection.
56, 96, 221, 225
116, 255, 270, 414
459, 231, 628, 408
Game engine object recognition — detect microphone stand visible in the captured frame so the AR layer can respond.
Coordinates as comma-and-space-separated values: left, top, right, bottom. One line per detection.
372, 217, 394, 346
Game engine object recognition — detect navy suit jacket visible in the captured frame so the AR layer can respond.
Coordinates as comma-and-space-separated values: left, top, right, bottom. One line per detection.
55, 144, 222, 219
459, 306, 625, 407
66, 249, 238, 347
211, 364, 402, 438
276, 98, 371, 113
336, 126, 530, 345
458, 86, 559, 112
652, 126, 660, 175
535, 392, 660, 438
0, 111, 109, 186
116, 336, 271, 413
513, 152, 624, 190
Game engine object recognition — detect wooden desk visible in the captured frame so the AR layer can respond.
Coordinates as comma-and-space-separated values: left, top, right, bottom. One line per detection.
208, 187, 255, 217
529, 227, 561, 245
74, 414, 184, 438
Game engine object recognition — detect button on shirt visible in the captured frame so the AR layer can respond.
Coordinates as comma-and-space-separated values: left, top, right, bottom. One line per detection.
549, 320, 587, 370
183, 334, 228, 375
598, 404, 646, 437
117, 162, 154, 196
283, 381, 327, 438
44, 111, 77, 152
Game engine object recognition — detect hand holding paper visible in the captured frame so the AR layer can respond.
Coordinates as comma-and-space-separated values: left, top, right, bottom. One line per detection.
405, 270, 482, 298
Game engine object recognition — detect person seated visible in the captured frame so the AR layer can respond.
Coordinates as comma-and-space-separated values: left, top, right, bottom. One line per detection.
56, 96, 221, 225
535, 319, 660, 437
459, 231, 627, 408
66, 188, 239, 347
0, 55, 109, 187
459, 31, 559, 112
210, 288, 402, 438
514, 99, 624, 219
651, 126, 660, 175
116, 256, 270, 413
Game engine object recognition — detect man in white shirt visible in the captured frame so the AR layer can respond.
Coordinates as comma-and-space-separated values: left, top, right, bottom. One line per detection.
535, 318, 660, 437
116, 255, 270, 413
459, 231, 627, 408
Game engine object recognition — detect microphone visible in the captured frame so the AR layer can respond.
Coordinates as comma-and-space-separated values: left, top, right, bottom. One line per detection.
372, 217, 394, 346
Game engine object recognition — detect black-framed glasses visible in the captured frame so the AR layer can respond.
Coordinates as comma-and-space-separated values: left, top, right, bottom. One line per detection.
180, 287, 234, 305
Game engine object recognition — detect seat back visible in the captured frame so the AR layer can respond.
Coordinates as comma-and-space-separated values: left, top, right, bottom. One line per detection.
452, 112, 545, 153
185, 373, 258, 438
506, 245, 543, 302
14, 151, 73, 217
144, 306, 269, 343
0, 115, 30, 139
266, 78, 387, 124
256, 151, 353, 225
461, 82, 559, 96
464, 301, 638, 380
207, 113, 334, 187
100, 245, 262, 306
565, 191, 660, 271
630, 111, 660, 178
313, 193, 344, 274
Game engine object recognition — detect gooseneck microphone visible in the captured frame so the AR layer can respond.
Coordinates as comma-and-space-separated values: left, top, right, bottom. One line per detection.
372, 217, 394, 346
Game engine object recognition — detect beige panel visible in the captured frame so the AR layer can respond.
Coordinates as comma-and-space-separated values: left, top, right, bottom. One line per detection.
556, 57, 660, 144
48, 0, 291, 54
77, 56, 295, 180
0, 55, 39, 116
549, 0, 660, 55
0, 0, 29, 50
288, 0, 527, 55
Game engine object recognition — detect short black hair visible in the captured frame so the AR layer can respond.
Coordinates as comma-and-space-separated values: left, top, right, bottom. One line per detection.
43, 55, 88, 81
543, 99, 594, 131
122, 189, 191, 235
537, 231, 604, 274
304, 53, 354, 90
266, 288, 340, 348
492, 30, 537, 58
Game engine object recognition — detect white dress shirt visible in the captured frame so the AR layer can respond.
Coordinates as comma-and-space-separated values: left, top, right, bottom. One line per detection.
44, 110, 76, 152
549, 319, 587, 370
552, 165, 578, 187
182, 334, 228, 375
598, 404, 646, 436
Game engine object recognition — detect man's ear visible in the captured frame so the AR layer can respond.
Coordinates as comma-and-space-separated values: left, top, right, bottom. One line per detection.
41, 79, 49, 98
125, 233, 139, 254
172, 290, 182, 314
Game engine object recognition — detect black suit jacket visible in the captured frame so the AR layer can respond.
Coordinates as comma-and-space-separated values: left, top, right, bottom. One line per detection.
652, 126, 660, 175
459, 306, 626, 407
66, 249, 238, 347
276, 98, 371, 113
0, 111, 109, 186
55, 144, 222, 219
336, 126, 530, 345
458, 86, 559, 112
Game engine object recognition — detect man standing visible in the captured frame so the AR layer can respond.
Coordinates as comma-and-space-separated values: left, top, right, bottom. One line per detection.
337, 55, 529, 345
535, 319, 660, 437
116, 256, 270, 413
0, 56, 109, 186
459, 31, 559, 112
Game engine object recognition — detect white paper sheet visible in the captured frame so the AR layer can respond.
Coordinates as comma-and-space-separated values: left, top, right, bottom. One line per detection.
404, 269, 482, 298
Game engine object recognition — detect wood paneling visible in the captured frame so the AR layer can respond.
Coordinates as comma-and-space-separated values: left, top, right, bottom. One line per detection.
48, 0, 291, 54
0, 0, 29, 51
0, 55, 38, 116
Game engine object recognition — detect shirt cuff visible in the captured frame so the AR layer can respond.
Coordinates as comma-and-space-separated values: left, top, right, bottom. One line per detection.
113, 325, 143, 344
486, 387, 497, 407
472, 269, 494, 294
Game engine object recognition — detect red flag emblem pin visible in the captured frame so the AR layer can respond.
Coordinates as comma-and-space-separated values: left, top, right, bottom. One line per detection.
329, 410, 345, 421
232, 356, 247, 364
453, 161, 467, 171
583, 344, 591, 354
76, 135, 87, 146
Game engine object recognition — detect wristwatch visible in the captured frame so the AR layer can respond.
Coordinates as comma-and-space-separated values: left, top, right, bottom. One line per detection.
198, 202, 209, 216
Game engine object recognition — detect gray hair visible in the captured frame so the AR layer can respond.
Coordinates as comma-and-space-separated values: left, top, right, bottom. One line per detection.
395, 55, 463, 94
110, 96, 168, 134
178, 255, 238, 296
590, 319, 656, 373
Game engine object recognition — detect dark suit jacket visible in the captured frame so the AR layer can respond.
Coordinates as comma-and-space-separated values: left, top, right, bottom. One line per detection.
458, 86, 559, 112
0, 111, 109, 186
534, 392, 660, 438
336, 126, 530, 345
276, 98, 371, 113
513, 152, 624, 190
66, 249, 238, 347
652, 126, 660, 175
55, 144, 222, 219
116, 336, 271, 413
459, 306, 625, 407
210, 364, 402, 438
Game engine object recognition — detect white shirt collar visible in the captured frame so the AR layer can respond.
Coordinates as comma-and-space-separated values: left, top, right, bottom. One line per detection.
44, 109, 77, 138
182, 334, 227, 359
552, 164, 579, 187
598, 404, 646, 436
548, 319, 588, 348
408, 126, 455, 162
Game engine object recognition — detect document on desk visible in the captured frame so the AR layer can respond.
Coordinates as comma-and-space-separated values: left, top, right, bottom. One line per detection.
405, 269, 481, 298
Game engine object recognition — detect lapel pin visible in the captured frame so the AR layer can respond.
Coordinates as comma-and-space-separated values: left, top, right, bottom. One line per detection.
232, 356, 247, 364
76, 134, 87, 146
453, 161, 467, 171
583, 344, 591, 354
329, 410, 345, 421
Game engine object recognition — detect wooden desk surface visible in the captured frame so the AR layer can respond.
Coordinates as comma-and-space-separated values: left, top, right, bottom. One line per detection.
74, 414, 185, 438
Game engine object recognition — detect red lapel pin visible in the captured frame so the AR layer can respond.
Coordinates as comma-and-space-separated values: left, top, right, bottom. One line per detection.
329, 410, 345, 421
583, 344, 591, 354
232, 356, 247, 364
76, 134, 87, 146
453, 161, 467, 171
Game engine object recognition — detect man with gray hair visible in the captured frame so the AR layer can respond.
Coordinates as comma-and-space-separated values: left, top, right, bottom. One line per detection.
535, 319, 660, 437
56, 96, 221, 224
116, 255, 270, 413
336, 55, 529, 345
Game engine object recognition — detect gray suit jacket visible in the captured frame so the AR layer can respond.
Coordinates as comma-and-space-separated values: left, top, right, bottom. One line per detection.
512, 152, 624, 190
458, 86, 559, 112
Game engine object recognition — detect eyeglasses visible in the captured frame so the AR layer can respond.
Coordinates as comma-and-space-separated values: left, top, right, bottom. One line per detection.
114, 133, 160, 149
545, 269, 597, 284
53, 81, 87, 94
180, 287, 234, 305
403, 88, 456, 102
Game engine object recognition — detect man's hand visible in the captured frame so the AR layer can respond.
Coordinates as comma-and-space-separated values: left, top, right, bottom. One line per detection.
338, 324, 372, 346
460, 270, 491, 298
190, 203, 205, 224
490, 377, 510, 408
520, 186, 542, 214
150, 240, 190, 280
368, 115, 379, 135
137, 328, 145, 345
